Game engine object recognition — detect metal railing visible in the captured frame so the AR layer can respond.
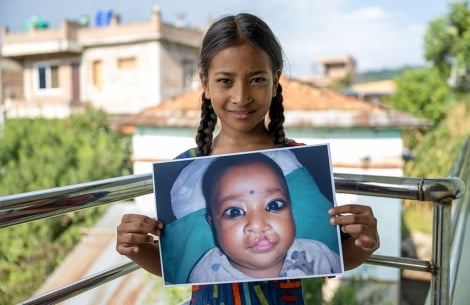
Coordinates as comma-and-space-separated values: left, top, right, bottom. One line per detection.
0, 147, 467, 305
447, 137, 470, 305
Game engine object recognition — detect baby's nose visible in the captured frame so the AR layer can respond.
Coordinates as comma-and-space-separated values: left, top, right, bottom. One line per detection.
244, 213, 269, 234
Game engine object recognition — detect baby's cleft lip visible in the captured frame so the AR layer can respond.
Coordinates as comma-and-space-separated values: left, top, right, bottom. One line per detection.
248, 237, 276, 253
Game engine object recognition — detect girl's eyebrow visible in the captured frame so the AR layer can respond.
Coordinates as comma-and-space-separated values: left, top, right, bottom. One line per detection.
213, 70, 269, 77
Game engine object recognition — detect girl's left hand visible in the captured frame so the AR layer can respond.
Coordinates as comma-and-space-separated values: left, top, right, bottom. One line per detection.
329, 204, 380, 252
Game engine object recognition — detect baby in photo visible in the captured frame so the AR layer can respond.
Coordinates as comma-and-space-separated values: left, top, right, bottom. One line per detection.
189, 152, 341, 282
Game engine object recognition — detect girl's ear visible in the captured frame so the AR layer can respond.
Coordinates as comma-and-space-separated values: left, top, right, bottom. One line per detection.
272, 70, 282, 97
200, 73, 211, 100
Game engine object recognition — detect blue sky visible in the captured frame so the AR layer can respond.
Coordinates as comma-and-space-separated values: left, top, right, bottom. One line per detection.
0, 0, 453, 76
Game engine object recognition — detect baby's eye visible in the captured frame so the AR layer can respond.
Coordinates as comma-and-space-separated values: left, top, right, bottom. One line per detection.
265, 199, 287, 212
223, 207, 245, 218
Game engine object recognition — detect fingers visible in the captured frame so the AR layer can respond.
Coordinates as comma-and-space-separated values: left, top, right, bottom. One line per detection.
329, 204, 380, 252
329, 204, 374, 217
354, 234, 379, 251
116, 214, 164, 256
118, 214, 163, 236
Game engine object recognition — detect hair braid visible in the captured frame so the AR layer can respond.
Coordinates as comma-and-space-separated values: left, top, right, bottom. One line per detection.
196, 93, 218, 156
268, 84, 286, 146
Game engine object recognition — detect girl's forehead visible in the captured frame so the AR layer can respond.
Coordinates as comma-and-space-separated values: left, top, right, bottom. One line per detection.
209, 44, 272, 72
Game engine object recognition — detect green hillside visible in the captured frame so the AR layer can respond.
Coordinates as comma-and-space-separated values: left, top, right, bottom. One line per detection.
357, 66, 419, 83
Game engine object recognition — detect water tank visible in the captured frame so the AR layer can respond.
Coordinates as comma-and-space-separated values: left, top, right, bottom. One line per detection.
24, 16, 49, 30
95, 9, 113, 27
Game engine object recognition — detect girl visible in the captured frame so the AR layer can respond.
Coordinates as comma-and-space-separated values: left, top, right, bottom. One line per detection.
116, 13, 379, 305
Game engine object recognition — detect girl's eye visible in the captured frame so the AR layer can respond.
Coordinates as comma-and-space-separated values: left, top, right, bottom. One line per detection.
223, 207, 245, 218
265, 199, 287, 212
217, 78, 232, 84
251, 77, 266, 84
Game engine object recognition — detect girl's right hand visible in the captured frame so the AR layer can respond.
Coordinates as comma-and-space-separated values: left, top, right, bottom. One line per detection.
116, 214, 163, 258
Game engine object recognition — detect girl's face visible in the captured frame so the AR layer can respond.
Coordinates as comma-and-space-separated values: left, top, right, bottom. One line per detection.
200, 43, 281, 135
208, 161, 296, 278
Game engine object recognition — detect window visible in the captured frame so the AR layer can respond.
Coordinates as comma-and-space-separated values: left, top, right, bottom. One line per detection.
36, 64, 59, 90
92, 60, 103, 89
118, 57, 136, 70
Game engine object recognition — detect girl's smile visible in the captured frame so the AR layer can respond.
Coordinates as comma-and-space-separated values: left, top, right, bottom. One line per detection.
228, 109, 257, 119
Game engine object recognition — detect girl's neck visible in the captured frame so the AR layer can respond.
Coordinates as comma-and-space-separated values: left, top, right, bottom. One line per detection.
210, 129, 275, 155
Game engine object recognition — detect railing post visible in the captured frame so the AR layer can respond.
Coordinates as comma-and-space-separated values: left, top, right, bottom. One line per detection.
431, 198, 452, 305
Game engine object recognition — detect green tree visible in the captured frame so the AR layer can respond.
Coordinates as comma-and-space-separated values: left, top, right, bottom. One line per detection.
424, 1, 470, 91
0, 108, 132, 305
385, 67, 450, 125
0, 108, 132, 195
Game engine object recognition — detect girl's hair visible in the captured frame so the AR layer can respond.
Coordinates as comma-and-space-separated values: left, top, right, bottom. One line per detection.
202, 153, 289, 217
196, 13, 286, 156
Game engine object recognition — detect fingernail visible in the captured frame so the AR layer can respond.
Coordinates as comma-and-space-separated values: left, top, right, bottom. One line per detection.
330, 217, 336, 225
328, 208, 334, 215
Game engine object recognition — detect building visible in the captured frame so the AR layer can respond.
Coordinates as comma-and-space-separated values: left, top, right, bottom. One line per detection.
346, 79, 396, 105
0, 7, 203, 118
0, 57, 23, 136
303, 55, 357, 87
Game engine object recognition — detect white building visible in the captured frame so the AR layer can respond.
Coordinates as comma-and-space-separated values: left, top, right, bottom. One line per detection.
0, 7, 202, 118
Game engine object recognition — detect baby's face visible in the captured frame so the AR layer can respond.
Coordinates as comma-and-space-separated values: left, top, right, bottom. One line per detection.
209, 161, 295, 278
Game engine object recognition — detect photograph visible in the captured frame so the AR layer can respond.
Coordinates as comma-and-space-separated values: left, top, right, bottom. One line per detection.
152, 144, 344, 286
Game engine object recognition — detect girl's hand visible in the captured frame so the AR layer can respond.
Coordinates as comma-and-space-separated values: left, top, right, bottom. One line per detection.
116, 214, 164, 257
329, 204, 379, 269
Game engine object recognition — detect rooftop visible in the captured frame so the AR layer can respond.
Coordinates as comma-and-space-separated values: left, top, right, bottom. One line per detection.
122, 77, 429, 129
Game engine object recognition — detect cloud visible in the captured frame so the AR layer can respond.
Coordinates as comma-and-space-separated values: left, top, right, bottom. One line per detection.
269, 2, 429, 75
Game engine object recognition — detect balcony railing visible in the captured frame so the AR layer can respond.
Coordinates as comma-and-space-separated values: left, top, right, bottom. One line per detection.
0, 138, 468, 305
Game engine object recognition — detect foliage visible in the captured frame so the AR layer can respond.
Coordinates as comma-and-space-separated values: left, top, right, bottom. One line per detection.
403, 100, 470, 178
424, 1, 470, 91
301, 276, 391, 305
0, 108, 132, 305
326, 277, 391, 305
0, 108, 132, 195
385, 67, 451, 125
357, 66, 414, 82
302, 278, 324, 304
142, 276, 191, 305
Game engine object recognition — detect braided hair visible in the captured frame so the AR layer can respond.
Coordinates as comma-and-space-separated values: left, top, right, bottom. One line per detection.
195, 13, 287, 156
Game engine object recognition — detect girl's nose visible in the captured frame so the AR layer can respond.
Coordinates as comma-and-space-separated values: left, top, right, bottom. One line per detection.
231, 83, 252, 106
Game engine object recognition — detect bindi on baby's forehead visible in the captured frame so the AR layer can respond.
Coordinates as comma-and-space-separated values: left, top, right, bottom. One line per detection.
249, 190, 255, 194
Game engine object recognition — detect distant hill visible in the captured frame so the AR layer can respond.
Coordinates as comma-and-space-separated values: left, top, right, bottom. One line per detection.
357, 65, 424, 83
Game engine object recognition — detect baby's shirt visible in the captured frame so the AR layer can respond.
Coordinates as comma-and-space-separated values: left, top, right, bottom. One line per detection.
189, 238, 341, 283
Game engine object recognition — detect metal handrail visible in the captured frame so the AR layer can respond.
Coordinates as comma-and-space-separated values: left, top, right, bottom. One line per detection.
1, 156, 467, 305
17, 262, 139, 305
1, 173, 464, 228
448, 137, 470, 305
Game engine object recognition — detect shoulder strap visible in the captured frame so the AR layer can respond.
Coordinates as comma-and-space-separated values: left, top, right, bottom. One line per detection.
174, 147, 199, 160
285, 138, 305, 147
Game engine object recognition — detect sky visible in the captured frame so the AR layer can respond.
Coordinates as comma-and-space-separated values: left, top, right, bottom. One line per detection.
0, 0, 453, 77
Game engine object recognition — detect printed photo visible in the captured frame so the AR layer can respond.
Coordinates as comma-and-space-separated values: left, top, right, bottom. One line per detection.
152, 144, 344, 286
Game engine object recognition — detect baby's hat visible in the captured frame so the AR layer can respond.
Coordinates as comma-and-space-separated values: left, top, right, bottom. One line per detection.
170, 149, 302, 219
